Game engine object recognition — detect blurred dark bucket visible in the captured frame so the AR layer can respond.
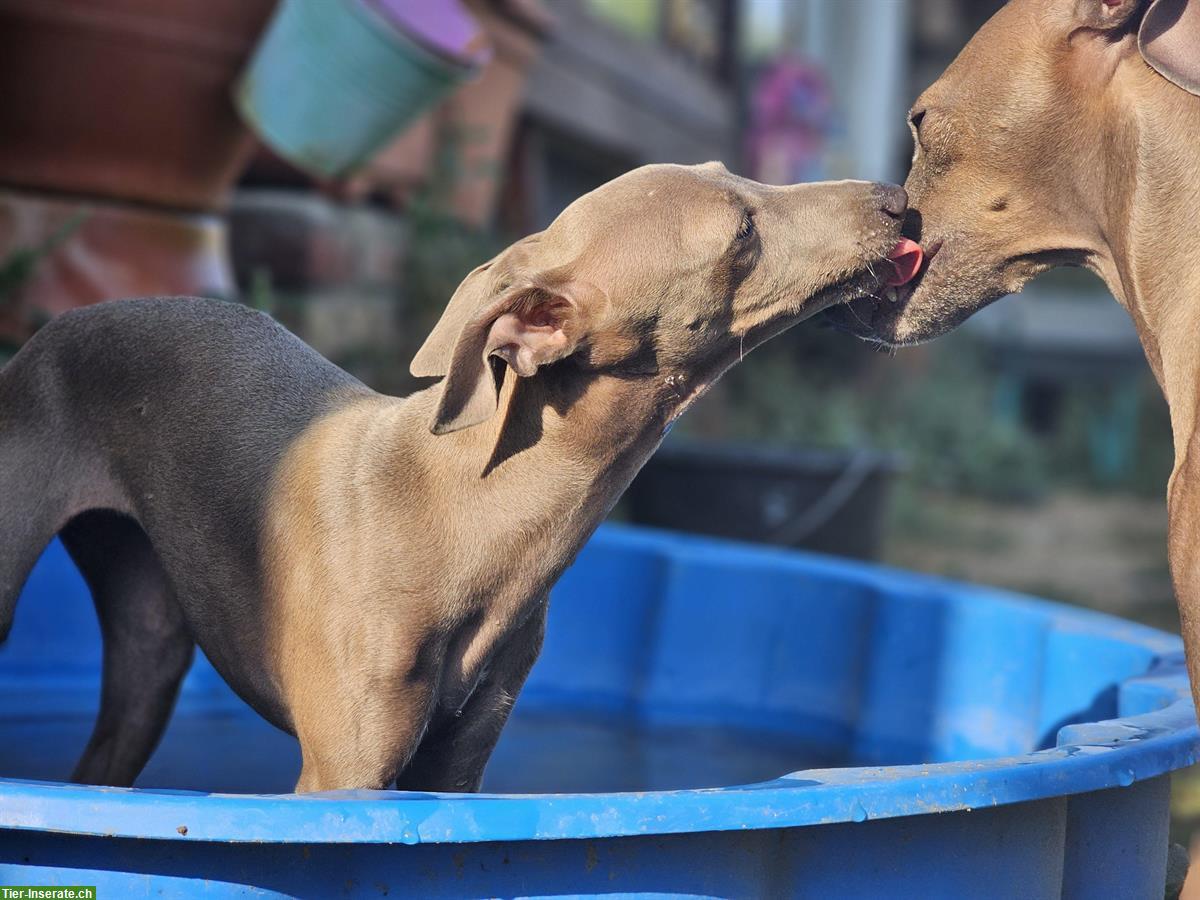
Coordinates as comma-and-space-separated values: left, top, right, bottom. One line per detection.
625, 443, 903, 561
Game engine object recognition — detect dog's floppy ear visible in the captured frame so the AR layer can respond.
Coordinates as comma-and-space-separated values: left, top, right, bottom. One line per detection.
410, 234, 543, 378
1072, 1, 1199, 95
429, 279, 605, 435
1140, 0, 1200, 95
410, 260, 497, 378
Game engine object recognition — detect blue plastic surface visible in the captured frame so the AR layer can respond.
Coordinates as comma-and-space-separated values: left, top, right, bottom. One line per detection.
0, 525, 1195, 898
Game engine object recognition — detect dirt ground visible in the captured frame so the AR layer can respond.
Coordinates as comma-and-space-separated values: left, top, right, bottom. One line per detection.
885, 488, 1200, 895
887, 489, 1177, 630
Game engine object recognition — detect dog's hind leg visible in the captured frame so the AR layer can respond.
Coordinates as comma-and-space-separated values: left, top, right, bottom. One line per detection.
0, 434, 74, 644
61, 510, 195, 787
0, 342, 90, 643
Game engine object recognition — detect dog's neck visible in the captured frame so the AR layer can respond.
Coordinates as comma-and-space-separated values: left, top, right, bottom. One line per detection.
397, 367, 670, 610
1098, 63, 1200, 456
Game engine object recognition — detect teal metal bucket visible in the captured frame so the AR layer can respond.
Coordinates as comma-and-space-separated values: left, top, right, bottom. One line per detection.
235, 0, 483, 178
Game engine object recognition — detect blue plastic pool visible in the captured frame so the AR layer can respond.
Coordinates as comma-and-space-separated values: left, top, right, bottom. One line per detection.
0, 525, 1195, 898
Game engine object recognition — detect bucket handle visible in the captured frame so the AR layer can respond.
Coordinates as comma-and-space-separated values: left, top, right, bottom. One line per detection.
767, 449, 877, 546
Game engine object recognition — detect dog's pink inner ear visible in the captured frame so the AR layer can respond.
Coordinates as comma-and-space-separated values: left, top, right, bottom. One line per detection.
1076, 0, 1143, 27
486, 301, 575, 377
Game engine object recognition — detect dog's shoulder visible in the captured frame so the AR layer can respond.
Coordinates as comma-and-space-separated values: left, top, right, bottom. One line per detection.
47, 296, 333, 368
19, 296, 374, 498
37, 296, 368, 407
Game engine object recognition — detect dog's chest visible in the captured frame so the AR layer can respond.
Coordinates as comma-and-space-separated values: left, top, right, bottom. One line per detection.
435, 604, 530, 712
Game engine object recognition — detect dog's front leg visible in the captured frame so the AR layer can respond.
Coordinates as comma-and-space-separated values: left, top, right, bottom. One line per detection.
291, 669, 439, 793
1168, 436, 1200, 715
394, 603, 548, 793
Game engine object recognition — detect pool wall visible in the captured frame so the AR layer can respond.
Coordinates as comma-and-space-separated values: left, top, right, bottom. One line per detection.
0, 525, 1195, 898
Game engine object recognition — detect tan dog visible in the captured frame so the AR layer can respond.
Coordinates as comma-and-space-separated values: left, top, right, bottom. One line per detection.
824, 0, 1200, 705
0, 163, 911, 792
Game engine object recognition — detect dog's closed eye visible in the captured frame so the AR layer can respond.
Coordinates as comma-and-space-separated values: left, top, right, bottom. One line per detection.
735, 210, 757, 242
728, 209, 762, 283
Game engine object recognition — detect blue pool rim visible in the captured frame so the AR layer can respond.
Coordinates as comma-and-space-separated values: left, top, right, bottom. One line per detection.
0, 525, 1196, 846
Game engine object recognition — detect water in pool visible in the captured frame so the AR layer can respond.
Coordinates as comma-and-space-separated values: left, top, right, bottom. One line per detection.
0, 708, 842, 794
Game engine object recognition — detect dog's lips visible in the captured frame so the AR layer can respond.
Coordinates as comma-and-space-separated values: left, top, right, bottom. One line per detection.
885, 239, 924, 286
818, 238, 945, 341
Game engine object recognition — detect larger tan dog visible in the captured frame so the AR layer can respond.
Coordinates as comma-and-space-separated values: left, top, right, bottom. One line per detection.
824, 0, 1200, 702
0, 163, 911, 792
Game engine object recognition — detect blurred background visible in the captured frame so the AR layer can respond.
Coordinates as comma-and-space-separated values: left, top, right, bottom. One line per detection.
0, 0, 1188, 846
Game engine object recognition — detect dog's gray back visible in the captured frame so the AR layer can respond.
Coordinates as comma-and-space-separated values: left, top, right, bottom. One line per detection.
0, 297, 369, 719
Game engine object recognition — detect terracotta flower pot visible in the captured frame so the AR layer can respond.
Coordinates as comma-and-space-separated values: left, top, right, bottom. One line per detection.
0, 0, 277, 212
0, 189, 234, 343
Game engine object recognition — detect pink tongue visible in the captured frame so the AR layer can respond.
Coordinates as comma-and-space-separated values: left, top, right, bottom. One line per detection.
885, 238, 924, 286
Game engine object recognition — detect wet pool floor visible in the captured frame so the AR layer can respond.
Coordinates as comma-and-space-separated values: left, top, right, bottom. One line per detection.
0, 707, 841, 794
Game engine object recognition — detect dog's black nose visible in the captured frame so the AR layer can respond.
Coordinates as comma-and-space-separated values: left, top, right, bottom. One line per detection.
874, 184, 909, 218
